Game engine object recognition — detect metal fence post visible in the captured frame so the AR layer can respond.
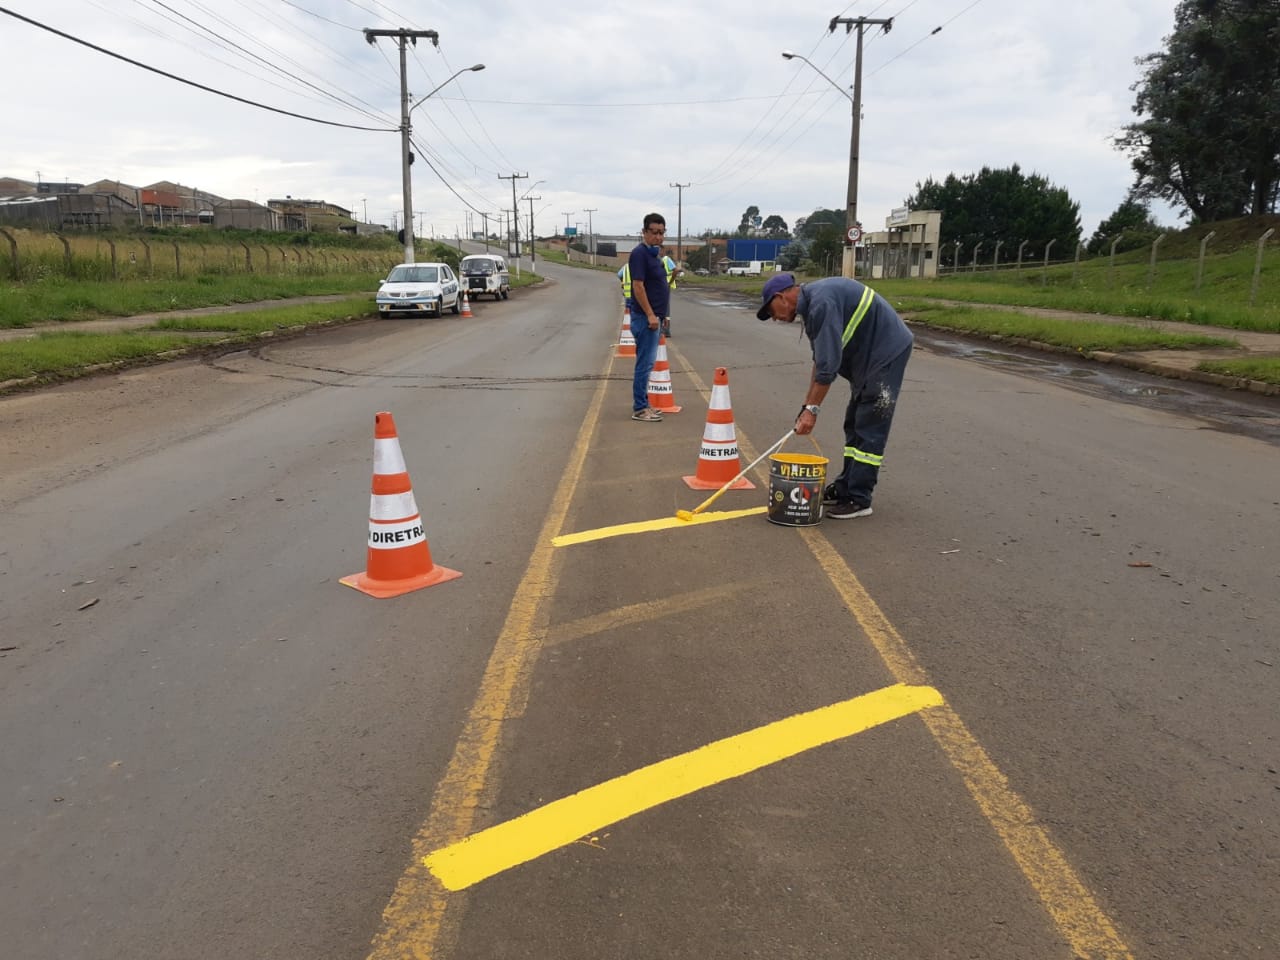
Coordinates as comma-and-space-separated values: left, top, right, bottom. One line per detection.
140, 239, 152, 276
1016, 239, 1029, 271
1251, 228, 1275, 307
173, 242, 182, 278
55, 234, 72, 276
1109, 234, 1122, 288
1072, 241, 1082, 283
0, 227, 18, 278
993, 240, 1003, 272
1042, 239, 1057, 286
972, 242, 981, 273
107, 238, 118, 280
1147, 233, 1166, 290
1195, 230, 1216, 294
952, 240, 961, 275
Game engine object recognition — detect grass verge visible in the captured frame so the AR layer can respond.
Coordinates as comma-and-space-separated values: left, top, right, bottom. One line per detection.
1195, 356, 1280, 385
897, 300, 1239, 352
1, 297, 373, 383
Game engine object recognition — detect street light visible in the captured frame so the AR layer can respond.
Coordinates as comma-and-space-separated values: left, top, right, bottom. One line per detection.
782, 49, 861, 277
398, 63, 485, 264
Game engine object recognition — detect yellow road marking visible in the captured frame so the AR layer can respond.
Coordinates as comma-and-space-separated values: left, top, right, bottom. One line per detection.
548, 580, 763, 648
425, 683, 943, 891
551, 506, 766, 547
800, 529, 1134, 959
364, 354, 614, 960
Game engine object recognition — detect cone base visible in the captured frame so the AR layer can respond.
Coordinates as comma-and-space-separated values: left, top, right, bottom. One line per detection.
616, 345, 636, 357
340, 564, 462, 599
683, 474, 755, 491
649, 404, 682, 413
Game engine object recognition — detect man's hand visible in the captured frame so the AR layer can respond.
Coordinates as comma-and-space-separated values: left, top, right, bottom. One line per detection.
795, 408, 816, 435
648, 314, 660, 330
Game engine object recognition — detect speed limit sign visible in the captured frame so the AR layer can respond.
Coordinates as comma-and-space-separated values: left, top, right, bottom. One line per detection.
846, 225, 862, 243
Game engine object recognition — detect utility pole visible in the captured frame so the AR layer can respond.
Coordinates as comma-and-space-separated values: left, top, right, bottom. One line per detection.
828, 15, 892, 275
583, 207, 597, 265
669, 182, 690, 263
561, 212, 575, 259
363, 27, 439, 265
498, 172, 527, 263
361, 197, 368, 223
482, 212, 490, 252
526, 194, 541, 265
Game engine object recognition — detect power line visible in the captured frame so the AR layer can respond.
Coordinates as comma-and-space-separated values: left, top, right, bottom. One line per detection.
0, 5, 394, 132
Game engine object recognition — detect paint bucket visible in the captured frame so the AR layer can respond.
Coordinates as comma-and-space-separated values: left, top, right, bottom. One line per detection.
767, 453, 827, 526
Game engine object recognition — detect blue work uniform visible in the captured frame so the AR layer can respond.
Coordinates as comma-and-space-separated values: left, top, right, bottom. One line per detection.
627, 243, 670, 412
797, 277, 914, 507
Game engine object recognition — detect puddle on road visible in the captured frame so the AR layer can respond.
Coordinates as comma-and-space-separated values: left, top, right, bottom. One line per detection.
917, 331, 1279, 446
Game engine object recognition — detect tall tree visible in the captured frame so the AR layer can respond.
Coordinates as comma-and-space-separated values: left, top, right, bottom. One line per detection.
809, 225, 844, 276
794, 208, 844, 241
736, 205, 760, 237
1116, 0, 1280, 222
761, 214, 789, 237
1086, 190, 1163, 254
905, 165, 1082, 266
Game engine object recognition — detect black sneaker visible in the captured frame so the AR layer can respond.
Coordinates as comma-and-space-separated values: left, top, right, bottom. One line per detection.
826, 500, 873, 520
822, 483, 844, 505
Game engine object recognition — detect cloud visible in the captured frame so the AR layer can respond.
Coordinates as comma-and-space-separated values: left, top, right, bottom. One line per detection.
0, 0, 1182, 238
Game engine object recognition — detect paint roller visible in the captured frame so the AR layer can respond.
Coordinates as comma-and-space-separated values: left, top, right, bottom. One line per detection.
675, 429, 794, 522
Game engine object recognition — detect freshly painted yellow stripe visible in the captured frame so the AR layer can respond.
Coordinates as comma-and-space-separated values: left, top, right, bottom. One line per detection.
551, 506, 766, 547
365, 352, 615, 960
799, 528, 1134, 959
425, 683, 943, 891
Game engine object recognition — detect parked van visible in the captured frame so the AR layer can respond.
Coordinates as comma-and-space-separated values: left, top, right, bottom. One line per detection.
460, 254, 511, 301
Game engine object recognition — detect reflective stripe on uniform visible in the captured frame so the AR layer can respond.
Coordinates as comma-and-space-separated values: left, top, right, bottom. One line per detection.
841, 285, 876, 348
844, 446, 884, 467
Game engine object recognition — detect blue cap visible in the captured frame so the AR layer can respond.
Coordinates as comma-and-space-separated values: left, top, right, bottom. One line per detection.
757, 272, 796, 320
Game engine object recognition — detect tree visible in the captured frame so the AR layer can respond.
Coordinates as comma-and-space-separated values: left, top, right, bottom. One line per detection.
761, 214, 789, 237
795, 208, 844, 241
809, 225, 844, 276
1086, 190, 1163, 254
736, 205, 760, 237
1116, 0, 1280, 222
905, 164, 1082, 267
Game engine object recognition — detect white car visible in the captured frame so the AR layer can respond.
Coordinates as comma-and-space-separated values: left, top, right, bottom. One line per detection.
376, 262, 461, 317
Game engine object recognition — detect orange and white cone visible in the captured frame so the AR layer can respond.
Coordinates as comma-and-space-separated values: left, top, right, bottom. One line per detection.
615, 303, 636, 357
683, 367, 754, 490
461, 291, 474, 318
340, 411, 461, 598
646, 334, 681, 413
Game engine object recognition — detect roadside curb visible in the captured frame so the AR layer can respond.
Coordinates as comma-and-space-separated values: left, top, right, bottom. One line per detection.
905, 320, 1280, 398
0, 314, 367, 397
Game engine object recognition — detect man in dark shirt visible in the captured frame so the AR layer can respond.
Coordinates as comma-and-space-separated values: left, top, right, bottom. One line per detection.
758, 272, 913, 518
627, 213, 671, 422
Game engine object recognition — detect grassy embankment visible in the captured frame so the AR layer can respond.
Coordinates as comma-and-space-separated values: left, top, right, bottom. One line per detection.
677, 224, 1280, 384
0, 234, 545, 385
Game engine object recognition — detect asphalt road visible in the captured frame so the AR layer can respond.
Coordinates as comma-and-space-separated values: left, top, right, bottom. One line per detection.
1, 258, 1277, 959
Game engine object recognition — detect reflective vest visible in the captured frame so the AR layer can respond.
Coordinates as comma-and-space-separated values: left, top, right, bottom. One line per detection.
620, 256, 676, 299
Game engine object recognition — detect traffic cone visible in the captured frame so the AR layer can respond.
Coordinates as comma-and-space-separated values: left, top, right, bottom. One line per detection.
683, 367, 754, 490
460, 291, 474, 318
340, 411, 461, 598
646, 334, 681, 413
615, 303, 636, 357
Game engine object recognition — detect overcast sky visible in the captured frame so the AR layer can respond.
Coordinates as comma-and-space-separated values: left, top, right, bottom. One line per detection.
1, 0, 1183, 240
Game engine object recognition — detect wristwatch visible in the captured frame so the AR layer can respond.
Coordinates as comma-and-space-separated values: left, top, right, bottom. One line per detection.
801, 404, 821, 416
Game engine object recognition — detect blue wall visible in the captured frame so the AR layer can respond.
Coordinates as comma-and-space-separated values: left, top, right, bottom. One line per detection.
726, 238, 791, 261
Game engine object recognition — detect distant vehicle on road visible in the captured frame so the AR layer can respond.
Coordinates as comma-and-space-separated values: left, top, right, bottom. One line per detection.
376, 262, 460, 317
460, 254, 511, 301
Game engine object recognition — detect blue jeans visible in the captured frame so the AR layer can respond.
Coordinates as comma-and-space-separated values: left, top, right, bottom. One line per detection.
832, 345, 911, 506
630, 309, 662, 411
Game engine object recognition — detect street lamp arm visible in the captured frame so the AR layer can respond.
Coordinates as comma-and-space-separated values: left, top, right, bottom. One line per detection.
780, 50, 854, 103
409, 63, 485, 115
